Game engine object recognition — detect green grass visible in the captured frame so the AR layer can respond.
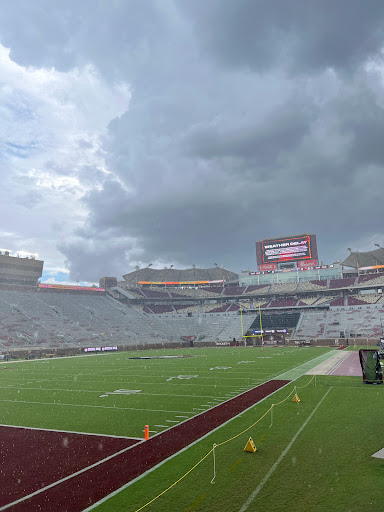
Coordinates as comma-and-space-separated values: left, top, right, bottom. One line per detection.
5, 346, 382, 512
93, 375, 384, 512
0, 346, 332, 437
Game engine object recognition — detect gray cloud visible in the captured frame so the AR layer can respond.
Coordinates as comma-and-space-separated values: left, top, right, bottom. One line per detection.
182, 0, 384, 74
1, 1, 384, 281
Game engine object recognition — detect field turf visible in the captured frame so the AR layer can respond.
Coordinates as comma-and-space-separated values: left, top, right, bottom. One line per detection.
93, 375, 384, 512
0, 346, 331, 438
2, 346, 383, 512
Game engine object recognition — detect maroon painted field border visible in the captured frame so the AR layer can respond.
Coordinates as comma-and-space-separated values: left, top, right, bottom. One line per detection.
6, 379, 289, 512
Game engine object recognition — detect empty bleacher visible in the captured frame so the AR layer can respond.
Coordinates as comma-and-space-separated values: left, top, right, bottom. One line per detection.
298, 280, 328, 291
270, 282, 298, 294
268, 298, 298, 308
329, 277, 356, 289
294, 310, 327, 338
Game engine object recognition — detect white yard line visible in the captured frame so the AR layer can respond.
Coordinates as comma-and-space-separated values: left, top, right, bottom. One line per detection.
0, 423, 142, 440
238, 387, 333, 512
0, 399, 194, 415
81, 379, 297, 512
0, 351, 334, 512
0, 385, 225, 399
0, 438, 147, 512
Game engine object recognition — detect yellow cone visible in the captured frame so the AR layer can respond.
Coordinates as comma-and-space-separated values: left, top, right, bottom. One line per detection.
244, 437, 257, 453
292, 393, 300, 403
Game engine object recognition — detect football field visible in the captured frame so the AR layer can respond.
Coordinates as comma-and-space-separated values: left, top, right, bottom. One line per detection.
0, 346, 331, 439
1, 346, 383, 512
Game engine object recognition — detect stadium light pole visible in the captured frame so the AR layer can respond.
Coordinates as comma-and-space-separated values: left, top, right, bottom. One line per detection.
347, 248, 360, 275
373, 244, 384, 266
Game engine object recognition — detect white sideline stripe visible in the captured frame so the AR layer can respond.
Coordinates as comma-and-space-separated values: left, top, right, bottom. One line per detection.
81, 379, 297, 512
165, 420, 179, 423
238, 387, 333, 512
0, 423, 142, 440
0, 352, 119, 365
154, 425, 168, 428
0, 439, 146, 512
2, 354, 327, 512
175, 415, 190, 418
0, 399, 194, 415
81, 354, 332, 511
0, 376, 247, 389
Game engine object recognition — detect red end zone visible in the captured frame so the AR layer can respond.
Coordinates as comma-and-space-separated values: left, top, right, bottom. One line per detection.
1, 380, 289, 511
0, 427, 139, 508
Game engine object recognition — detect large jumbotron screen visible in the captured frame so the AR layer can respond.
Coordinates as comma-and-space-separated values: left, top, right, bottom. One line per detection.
256, 234, 318, 265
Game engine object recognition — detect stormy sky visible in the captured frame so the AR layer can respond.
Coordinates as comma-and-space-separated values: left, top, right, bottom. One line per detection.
1, 0, 384, 283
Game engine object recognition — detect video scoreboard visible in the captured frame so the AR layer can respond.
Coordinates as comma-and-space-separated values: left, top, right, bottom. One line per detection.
256, 234, 318, 267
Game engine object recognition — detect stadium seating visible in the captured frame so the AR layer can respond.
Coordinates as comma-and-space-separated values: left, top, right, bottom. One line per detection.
243, 285, 271, 294
313, 295, 337, 305
329, 277, 356, 289
223, 286, 246, 296
140, 289, 170, 298
357, 272, 384, 285
350, 294, 381, 304
296, 296, 319, 306
294, 310, 327, 338
268, 298, 298, 308
298, 280, 328, 291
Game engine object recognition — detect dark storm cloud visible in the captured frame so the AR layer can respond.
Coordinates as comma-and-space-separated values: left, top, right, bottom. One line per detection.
182, 0, 384, 74
183, 101, 313, 164
2, 1, 384, 280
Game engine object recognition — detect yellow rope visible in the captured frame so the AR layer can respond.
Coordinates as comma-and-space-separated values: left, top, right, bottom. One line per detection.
133, 448, 214, 512
132, 376, 313, 512
296, 374, 315, 389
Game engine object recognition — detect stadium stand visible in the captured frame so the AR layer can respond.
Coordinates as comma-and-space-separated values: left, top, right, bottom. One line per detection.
140, 289, 170, 298
356, 273, 384, 286
329, 277, 357, 289
270, 282, 298, 294
294, 310, 327, 338
350, 294, 381, 304
297, 296, 319, 306
244, 285, 271, 295
313, 295, 337, 305
223, 286, 246, 296
3, 244, 384, 355
268, 298, 298, 308
298, 280, 328, 291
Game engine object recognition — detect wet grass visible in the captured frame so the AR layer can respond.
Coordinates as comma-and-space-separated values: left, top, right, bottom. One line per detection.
0, 346, 331, 437
95, 374, 384, 512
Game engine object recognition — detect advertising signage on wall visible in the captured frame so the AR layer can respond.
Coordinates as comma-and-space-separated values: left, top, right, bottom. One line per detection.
256, 234, 318, 266
258, 263, 278, 271
39, 284, 105, 292
83, 347, 117, 352
253, 329, 288, 335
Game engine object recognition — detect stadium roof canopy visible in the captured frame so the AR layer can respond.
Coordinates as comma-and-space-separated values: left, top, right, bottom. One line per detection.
122, 266, 238, 286
341, 248, 384, 268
